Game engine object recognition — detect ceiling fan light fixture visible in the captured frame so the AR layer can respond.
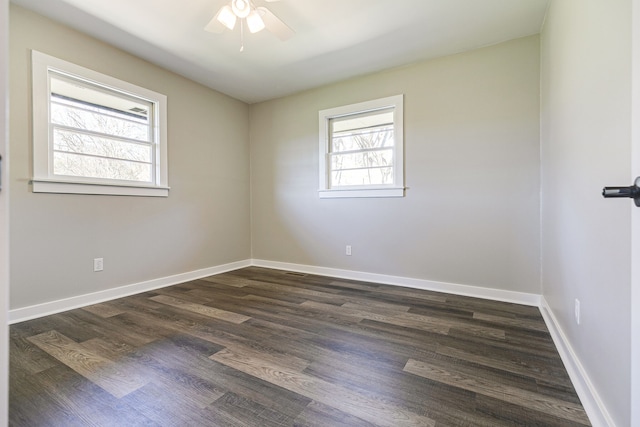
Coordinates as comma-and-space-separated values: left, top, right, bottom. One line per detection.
246, 10, 265, 33
204, 0, 295, 49
216, 5, 237, 30
231, 0, 251, 19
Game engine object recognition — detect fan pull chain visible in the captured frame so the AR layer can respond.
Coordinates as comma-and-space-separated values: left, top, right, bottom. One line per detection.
240, 20, 244, 52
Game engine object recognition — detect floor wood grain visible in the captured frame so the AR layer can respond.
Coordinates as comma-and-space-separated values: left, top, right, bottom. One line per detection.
10, 267, 590, 426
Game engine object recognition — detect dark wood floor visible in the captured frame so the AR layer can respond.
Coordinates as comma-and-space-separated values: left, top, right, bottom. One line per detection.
10, 267, 590, 426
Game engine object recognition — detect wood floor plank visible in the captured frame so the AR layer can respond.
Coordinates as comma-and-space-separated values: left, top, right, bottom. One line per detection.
303, 351, 485, 424
9, 331, 57, 376
400, 311, 506, 340
473, 311, 549, 332
60, 308, 161, 347
293, 400, 376, 427
445, 294, 541, 319
150, 294, 251, 324
34, 364, 156, 426
341, 300, 412, 314
211, 348, 437, 427
79, 337, 136, 361
475, 394, 591, 427
10, 363, 95, 427
404, 358, 590, 424
435, 343, 574, 387
121, 381, 227, 426
201, 275, 262, 288
81, 302, 126, 318
136, 356, 226, 409
243, 279, 348, 303
393, 311, 506, 340
231, 296, 365, 329
352, 282, 448, 303
75, 335, 229, 411
155, 281, 250, 304
27, 330, 148, 398
301, 300, 451, 335
120, 305, 295, 370
209, 391, 298, 427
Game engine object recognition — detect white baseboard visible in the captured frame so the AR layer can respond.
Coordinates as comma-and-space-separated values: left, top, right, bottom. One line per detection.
8, 259, 252, 324
10, 258, 541, 324
251, 259, 541, 307
539, 298, 615, 427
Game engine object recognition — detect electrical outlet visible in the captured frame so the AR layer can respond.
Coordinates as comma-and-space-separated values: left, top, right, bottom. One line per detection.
94, 258, 104, 272
574, 299, 580, 325
346, 245, 352, 256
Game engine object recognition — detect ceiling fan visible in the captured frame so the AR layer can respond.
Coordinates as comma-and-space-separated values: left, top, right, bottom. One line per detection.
205, 0, 295, 51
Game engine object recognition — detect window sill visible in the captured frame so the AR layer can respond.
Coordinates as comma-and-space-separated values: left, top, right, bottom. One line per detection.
319, 187, 405, 199
32, 178, 170, 197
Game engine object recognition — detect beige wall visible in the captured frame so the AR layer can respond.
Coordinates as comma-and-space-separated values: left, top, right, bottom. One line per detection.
9, 5, 251, 310
250, 36, 541, 294
541, 0, 631, 425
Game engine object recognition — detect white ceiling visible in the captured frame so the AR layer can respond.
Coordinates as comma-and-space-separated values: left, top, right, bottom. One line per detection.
11, 0, 550, 104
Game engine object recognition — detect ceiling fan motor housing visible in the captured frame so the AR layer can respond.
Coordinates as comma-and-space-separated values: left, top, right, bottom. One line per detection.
232, 0, 251, 18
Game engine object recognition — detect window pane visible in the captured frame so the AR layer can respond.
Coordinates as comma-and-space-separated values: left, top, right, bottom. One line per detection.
50, 72, 151, 142
53, 129, 152, 163
331, 109, 394, 153
331, 110, 393, 133
331, 167, 393, 187
51, 100, 150, 142
331, 127, 394, 153
331, 149, 393, 170
54, 152, 152, 182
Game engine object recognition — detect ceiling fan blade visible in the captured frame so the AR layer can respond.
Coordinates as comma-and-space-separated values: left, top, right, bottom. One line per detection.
204, 5, 230, 33
264, 0, 282, 2
257, 6, 295, 41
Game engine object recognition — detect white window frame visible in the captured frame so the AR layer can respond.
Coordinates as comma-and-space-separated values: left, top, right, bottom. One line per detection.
31, 50, 169, 197
318, 94, 404, 199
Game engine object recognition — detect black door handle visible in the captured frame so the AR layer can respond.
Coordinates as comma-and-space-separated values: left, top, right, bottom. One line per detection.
603, 176, 640, 206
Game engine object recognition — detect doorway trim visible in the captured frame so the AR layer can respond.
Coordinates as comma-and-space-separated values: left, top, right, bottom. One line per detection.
0, 0, 9, 424
631, 0, 639, 425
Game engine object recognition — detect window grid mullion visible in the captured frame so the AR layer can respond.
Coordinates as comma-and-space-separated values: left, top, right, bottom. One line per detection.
53, 149, 153, 166
51, 123, 153, 147
331, 165, 393, 173
332, 125, 394, 137
328, 147, 394, 156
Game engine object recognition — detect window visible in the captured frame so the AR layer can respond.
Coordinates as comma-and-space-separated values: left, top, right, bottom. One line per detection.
319, 95, 404, 198
31, 50, 169, 196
